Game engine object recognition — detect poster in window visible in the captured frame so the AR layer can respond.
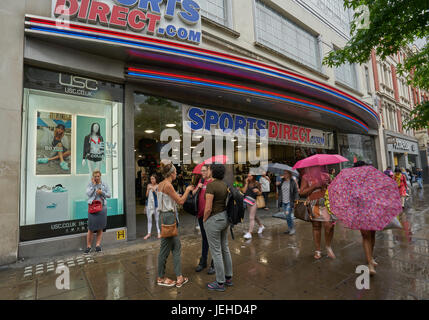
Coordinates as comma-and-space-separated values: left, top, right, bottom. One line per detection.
36, 112, 72, 175
76, 115, 107, 174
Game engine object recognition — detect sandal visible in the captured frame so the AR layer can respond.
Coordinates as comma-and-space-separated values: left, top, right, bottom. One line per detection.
326, 247, 336, 259
157, 233, 161, 239
371, 259, 378, 267
157, 278, 176, 287
314, 250, 322, 260
144, 234, 151, 240
176, 276, 189, 288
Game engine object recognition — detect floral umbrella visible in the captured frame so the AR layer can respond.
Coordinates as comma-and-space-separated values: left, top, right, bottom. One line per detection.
328, 165, 402, 231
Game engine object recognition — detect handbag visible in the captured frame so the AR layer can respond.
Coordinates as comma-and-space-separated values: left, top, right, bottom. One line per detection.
160, 212, 178, 238
383, 216, 403, 230
294, 200, 311, 222
256, 195, 266, 209
88, 200, 103, 214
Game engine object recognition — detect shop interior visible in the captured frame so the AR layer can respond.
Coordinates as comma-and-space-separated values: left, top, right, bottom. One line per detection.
133, 92, 336, 238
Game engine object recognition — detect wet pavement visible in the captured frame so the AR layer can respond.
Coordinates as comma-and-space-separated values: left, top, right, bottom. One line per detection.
1, 186, 428, 300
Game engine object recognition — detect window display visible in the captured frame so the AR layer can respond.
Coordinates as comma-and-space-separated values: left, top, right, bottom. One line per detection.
20, 66, 124, 241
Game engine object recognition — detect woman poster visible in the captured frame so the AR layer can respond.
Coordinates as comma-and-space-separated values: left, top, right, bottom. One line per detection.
76, 116, 106, 175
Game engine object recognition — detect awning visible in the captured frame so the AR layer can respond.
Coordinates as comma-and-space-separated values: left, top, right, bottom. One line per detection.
24, 15, 380, 134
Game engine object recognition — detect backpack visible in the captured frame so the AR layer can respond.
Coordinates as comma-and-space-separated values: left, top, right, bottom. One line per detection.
226, 186, 245, 239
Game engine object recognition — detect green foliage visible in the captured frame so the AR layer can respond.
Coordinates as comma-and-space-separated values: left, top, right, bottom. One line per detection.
322, 0, 429, 129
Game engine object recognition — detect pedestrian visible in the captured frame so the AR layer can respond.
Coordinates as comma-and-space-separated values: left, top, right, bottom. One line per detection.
156, 160, 194, 288
354, 161, 378, 275
276, 170, 299, 235
259, 171, 271, 211
242, 173, 265, 239
416, 168, 424, 189
401, 167, 411, 195
329, 168, 336, 180
192, 165, 215, 274
85, 169, 111, 253
300, 166, 335, 260
144, 174, 160, 240
394, 167, 407, 209
383, 166, 392, 177
203, 164, 233, 292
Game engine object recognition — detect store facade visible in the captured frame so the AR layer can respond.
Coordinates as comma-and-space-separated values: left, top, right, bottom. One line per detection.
384, 131, 421, 170
0, 0, 381, 264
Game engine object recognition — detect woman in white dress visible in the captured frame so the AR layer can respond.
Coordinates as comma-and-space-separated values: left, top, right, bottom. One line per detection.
144, 174, 160, 240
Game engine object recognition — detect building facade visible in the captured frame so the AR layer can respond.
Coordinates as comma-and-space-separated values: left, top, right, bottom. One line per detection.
0, 0, 382, 265
370, 44, 429, 176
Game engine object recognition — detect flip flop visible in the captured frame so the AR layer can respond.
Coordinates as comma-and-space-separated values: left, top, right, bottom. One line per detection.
157, 278, 176, 287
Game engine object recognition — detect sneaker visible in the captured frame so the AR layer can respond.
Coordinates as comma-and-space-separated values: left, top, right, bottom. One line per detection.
95, 246, 102, 253
84, 247, 91, 254
37, 158, 49, 164
283, 230, 290, 234
244, 232, 252, 239
207, 281, 225, 292
225, 278, 234, 287
289, 229, 296, 235
207, 266, 215, 275
257, 225, 265, 234
60, 161, 69, 171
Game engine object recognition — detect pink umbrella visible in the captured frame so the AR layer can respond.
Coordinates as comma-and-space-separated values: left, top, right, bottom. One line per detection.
328, 166, 402, 231
192, 155, 229, 174
293, 154, 348, 169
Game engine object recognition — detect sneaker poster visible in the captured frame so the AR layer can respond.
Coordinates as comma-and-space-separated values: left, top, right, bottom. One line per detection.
36, 111, 72, 175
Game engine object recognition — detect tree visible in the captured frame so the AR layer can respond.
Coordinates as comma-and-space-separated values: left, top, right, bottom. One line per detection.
323, 0, 429, 129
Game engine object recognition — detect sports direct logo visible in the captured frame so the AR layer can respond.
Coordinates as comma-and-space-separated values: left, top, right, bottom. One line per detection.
53, 0, 202, 44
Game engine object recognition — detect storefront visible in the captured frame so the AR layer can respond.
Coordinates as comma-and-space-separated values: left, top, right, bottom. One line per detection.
16, 0, 380, 259
385, 132, 421, 170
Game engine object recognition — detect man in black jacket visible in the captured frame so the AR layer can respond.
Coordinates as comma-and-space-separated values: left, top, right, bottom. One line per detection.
276, 170, 299, 235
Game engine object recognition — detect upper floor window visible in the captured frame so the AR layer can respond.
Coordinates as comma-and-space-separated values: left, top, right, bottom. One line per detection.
199, 0, 228, 26
255, 1, 322, 72
293, 0, 353, 38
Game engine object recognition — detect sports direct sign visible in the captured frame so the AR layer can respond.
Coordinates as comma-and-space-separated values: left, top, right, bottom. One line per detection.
52, 0, 202, 44
183, 106, 332, 148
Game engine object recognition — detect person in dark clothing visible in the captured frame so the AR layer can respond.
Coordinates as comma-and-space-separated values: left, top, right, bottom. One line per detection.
276, 170, 299, 235
192, 165, 215, 274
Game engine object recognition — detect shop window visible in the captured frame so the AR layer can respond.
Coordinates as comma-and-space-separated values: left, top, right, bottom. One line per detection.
20, 66, 124, 241
255, 0, 322, 72
338, 134, 378, 168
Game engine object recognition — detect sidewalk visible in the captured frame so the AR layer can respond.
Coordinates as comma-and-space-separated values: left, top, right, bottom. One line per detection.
1, 187, 428, 300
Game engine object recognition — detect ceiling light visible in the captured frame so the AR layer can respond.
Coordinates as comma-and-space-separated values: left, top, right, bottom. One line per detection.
190, 146, 196, 149
174, 139, 182, 142
145, 130, 155, 134
166, 124, 176, 128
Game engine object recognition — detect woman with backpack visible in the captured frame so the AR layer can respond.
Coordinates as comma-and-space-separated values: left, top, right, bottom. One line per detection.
242, 174, 265, 239
203, 164, 233, 292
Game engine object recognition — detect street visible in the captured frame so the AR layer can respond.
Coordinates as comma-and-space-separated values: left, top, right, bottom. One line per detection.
0, 186, 428, 300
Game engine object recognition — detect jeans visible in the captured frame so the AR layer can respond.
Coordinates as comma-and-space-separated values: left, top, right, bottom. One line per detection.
198, 216, 214, 267
417, 177, 423, 189
282, 202, 294, 230
158, 211, 181, 278
204, 211, 233, 284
